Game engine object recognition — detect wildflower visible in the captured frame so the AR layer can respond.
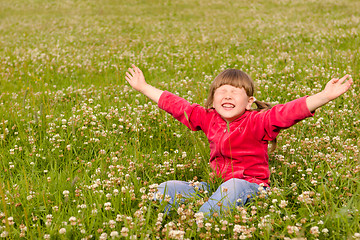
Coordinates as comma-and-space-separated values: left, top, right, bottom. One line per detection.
46, 214, 53, 221
194, 212, 204, 221
0, 231, 9, 238
121, 227, 129, 237
220, 220, 228, 231
164, 194, 171, 202
63, 190, 70, 198
116, 214, 123, 222
106, 193, 112, 199
279, 200, 288, 208
104, 202, 112, 211
149, 183, 159, 191
7, 217, 14, 225
19, 224, 27, 232
109, 220, 116, 228
310, 226, 320, 237
110, 231, 119, 239
99, 233, 107, 240
168, 229, 185, 239
205, 222, 212, 231
43, 234, 50, 239
69, 216, 77, 225
233, 224, 242, 234
287, 225, 299, 234
59, 228, 66, 234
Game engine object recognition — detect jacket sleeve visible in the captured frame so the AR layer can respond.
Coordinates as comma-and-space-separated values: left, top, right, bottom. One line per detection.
158, 91, 210, 132
252, 96, 315, 141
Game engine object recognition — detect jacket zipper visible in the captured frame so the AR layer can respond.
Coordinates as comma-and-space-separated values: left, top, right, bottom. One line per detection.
218, 123, 230, 175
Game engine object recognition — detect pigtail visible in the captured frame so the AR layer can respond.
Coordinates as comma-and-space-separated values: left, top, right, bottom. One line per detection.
253, 100, 272, 111
253, 100, 277, 152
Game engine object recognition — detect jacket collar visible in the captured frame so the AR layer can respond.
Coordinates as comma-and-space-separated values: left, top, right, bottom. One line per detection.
213, 110, 251, 125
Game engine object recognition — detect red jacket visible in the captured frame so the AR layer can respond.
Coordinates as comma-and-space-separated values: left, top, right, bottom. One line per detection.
158, 91, 314, 187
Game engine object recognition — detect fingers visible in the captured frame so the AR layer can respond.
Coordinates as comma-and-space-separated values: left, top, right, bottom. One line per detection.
345, 77, 353, 88
125, 64, 143, 85
337, 74, 349, 84
331, 78, 339, 83
128, 67, 135, 76
133, 64, 143, 75
331, 74, 352, 86
125, 71, 133, 80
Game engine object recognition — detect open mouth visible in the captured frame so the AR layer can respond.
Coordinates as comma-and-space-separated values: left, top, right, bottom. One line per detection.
222, 103, 235, 108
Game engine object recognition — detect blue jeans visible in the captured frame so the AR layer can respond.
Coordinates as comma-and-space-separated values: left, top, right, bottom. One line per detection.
156, 178, 264, 217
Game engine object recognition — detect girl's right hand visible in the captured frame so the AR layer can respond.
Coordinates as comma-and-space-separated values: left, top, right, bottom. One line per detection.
125, 64, 147, 92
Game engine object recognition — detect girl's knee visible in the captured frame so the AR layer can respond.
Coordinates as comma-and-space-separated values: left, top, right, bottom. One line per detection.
158, 180, 190, 195
159, 180, 184, 188
224, 178, 260, 189
222, 178, 250, 189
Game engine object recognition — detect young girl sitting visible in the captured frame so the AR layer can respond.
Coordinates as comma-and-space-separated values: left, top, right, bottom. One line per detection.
125, 64, 353, 217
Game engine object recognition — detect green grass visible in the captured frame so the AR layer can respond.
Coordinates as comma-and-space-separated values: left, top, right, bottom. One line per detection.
0, 0, 359, 239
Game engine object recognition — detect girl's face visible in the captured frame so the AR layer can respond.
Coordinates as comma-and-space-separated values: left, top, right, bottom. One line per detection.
213, 84, 254, 123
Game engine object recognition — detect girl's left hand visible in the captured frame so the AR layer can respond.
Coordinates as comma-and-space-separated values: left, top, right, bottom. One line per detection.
322, 74, 353, 101
125, 64, 147, 92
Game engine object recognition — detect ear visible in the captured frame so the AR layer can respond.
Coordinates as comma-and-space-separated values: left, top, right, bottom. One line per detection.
245, 96, 255, 110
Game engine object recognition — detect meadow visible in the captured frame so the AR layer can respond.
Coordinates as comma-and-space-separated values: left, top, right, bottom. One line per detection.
0, 0, 359, 239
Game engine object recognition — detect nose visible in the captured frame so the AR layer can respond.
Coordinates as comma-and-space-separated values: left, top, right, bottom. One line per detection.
225, 95, 232, 100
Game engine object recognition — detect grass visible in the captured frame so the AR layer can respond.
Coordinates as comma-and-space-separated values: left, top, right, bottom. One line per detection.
0, 0, 359, 239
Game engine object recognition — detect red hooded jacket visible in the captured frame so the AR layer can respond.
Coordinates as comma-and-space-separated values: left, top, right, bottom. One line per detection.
158, 91, 314, 187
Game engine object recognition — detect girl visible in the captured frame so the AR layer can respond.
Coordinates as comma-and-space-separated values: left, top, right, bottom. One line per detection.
125, 64, 353, 217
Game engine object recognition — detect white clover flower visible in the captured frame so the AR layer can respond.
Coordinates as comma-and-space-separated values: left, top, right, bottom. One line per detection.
121, 227, 129, 237
59, 228, 66, 234
99, 233, 107, 240
194, 212, 204, 221
110, 231, 119, 239
310, 226, 320, 236
0, 231, 9, 238
279, 200, 288, 208
69, 216, 77, 225
233, 224, 242, 233
168, 229, 185, 239
104, 202, 112, 210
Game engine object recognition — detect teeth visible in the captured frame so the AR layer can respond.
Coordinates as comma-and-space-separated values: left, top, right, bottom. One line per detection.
222, 103, 234, 108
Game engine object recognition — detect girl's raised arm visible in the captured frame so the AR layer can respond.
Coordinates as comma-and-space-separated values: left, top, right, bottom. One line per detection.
125, 64, 164, 103
306, 74, 353, 112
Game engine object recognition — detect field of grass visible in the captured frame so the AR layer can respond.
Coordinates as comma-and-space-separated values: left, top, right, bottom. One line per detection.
0, 0, 359, 239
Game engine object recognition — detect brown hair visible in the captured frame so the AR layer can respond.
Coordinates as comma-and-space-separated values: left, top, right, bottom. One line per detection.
205, 69, 276, 151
